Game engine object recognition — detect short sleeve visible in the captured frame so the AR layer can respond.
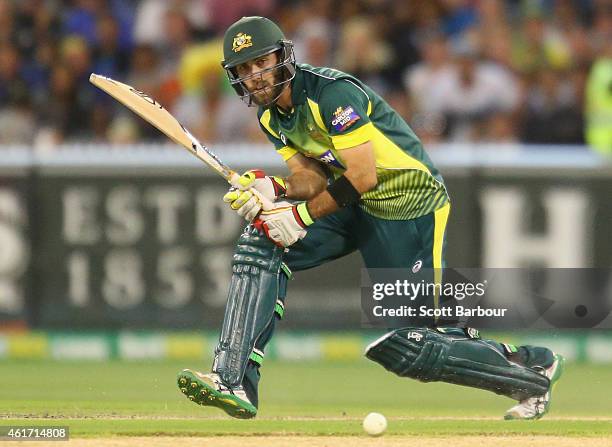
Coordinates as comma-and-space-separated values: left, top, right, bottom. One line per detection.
319, 80, 373, 149
258, 108, 298, 161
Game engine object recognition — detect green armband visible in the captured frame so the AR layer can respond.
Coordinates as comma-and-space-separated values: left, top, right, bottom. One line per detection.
294, 202, 314, 227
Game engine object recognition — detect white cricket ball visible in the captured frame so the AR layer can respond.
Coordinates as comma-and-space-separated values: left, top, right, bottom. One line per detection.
362, 412, 387, 436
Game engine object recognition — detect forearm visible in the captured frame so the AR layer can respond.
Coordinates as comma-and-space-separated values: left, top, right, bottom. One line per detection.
284, 142, 376, 220
304, 190, 339, 219
285, 169, 327, 200
306, 169, 377, 220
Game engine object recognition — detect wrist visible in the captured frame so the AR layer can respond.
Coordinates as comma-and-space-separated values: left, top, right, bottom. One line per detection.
293, 202, 315, 228
271, 176, 287, 199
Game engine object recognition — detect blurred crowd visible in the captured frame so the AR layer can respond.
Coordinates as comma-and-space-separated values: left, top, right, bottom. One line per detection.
1, 0, 611, 152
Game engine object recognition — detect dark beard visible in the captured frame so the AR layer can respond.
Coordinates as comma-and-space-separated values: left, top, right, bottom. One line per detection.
249, 69, 286, 107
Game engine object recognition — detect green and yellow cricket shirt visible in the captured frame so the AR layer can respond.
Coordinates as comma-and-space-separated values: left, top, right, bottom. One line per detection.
258, 63, 449, 220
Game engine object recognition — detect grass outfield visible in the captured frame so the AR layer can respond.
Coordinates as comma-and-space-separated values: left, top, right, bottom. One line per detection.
0, 359, 611, 439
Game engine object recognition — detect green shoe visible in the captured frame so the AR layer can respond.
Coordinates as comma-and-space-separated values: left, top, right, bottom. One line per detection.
177, 369, 257, 419
504, 353, 565, 420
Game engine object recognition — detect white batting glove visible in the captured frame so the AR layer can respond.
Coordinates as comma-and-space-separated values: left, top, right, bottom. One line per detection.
223, 188, 263, 222
237, 169, 287, 200
254, 201, 314, 248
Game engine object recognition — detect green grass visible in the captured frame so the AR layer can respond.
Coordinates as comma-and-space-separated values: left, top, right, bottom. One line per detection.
0, 359, 611, 437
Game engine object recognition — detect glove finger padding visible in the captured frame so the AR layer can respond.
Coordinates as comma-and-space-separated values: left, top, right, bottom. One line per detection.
232, 190, 254, 210
223, 189, 239, 203
238, 169, 266, 189
224, 188, 262, 222
237, 195, 262, 221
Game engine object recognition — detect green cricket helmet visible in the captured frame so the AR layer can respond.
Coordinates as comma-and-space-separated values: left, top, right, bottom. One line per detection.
221, 16, 296, 107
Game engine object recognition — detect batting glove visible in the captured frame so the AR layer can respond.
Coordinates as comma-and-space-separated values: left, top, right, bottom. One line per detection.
237, 169, 287, 201
223, 188, 264, 222
254, 202, 314, 248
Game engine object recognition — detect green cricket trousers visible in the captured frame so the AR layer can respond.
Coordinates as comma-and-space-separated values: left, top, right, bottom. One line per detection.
239, 203, 552, 407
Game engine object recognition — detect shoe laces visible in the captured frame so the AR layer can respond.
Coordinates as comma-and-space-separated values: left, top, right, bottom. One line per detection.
213, 377, 246, 398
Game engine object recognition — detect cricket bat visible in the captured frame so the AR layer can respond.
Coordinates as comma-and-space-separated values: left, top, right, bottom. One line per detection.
89, 73, 273, 210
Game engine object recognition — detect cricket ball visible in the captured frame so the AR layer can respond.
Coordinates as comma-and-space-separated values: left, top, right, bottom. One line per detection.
363, 412, 387, 436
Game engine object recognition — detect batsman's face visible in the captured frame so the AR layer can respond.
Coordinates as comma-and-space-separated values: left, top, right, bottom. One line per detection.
235, 52, 283, 106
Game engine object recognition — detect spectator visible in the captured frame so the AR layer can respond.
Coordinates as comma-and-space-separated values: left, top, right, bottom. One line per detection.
92, 14, 130, 78
434, 43, 521, 141
204, 0, 275, 35
133, 0, 168, 46
60, 34, 93, 83
0, 0, 607, 146
0, 43, 29, 106
585, 39, 612, 153
479, 112, 519, 144
128, 43, 163, 93
61, 0, 103, 45
12, 0, 61, 59
35, 63, 89, 143
404, 32, 455, 116
377, 2, 420, 86
22, 41, 56, 105
173, 38, 264, 143
0, 81, 35, 145
476, 0, 514, 68
440, 0, 478, 38
0, 42, 38, 145
292, 15, 334, 68
0, 0, 13, 44
335, 15, 393, 93
520, 68, 584, 144
511, 11, 572, 75
124, 44, 166, 141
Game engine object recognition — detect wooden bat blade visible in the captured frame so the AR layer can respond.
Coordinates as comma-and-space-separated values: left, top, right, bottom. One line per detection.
89, 73, 236, 182
89, 73, 275, 211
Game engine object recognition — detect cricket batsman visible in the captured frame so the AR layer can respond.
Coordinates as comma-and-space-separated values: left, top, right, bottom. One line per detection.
177, 16, 564, 420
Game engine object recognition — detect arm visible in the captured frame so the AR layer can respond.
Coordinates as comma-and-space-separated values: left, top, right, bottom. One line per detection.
255, 140, 377, 248
254, 81, 379, 247
305, 140, 377, 219
284, 153, 328, 200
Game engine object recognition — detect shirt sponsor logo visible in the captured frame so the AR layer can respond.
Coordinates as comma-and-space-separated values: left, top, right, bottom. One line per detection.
318, 150, 344, 169
331, 105, 360, 132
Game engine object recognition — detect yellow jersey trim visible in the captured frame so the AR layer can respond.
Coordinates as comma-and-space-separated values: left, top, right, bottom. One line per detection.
277, 145, 298, 161
369, 125, 431, 173
331, 122, 434, 178
306, 98, 326, 131
260, 109, 280, 139
433, 202, 450, 314
331, 122, 374, 149
433, 203, 450, 270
